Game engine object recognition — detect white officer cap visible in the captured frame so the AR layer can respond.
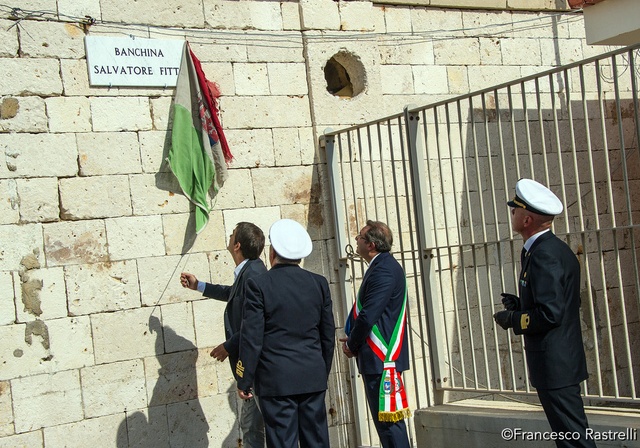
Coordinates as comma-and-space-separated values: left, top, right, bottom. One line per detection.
269, 219, 313, 260
507, 178, 563, 216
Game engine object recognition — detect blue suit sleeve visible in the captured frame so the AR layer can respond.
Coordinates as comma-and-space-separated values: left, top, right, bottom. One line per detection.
236, 278, 264, 390
319, 278, 336, 375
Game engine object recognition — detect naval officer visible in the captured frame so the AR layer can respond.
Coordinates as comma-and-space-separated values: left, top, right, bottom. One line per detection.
494, 178, 595, 448
236, 219, 335, 448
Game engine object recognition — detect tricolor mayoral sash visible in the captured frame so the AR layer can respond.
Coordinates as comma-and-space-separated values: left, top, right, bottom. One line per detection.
348, 283, 411, 422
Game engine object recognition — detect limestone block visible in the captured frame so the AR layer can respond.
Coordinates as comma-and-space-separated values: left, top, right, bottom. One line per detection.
144, 349, 204, 406
411, 8, 464, 35
206, 250, 237, 287
222, 95, 311, 129
434, 38, 481, 66
15, 267, 67, 323
57, 0, 101, 21
303, 32, 384, 125
162, 210, 226, 256
187, 41, 247, 64
105, 216, 166, 260
223, 128, 275, 168
339, 1, 377, 32
280, 202, 326, 241
101, 0, 205, 27
221, 206, 281, 245
91, 307, 159, 364
299, 126, 318, 165
159, 302, 196, 353
508, 0, 570, 10
501, 38, 542, 65
273, 127, 303, 167
0, 133, 78, 178
15, 178, 59, 224
9, 1, 55, 12
567, 14, 587, 40
0, 180, 19, 225
59, 175, 132, 220
200, 62, 235, 96
245, 32, 304, 63
139, 131, 172, 174
137, 252, 209, 307
267, 63, 308, 96
380, 39, 435, 66
0, 20, 18, 57
509, 11, 571, 39
252, 165, 318, 207
0, 96, 47, 133
130, 173, 190, 216
384, 6, 412, 33
43, 413, 126, 448
40, 316, 95, 372
462, 10, 513, 38
45, 97, 91, 132
282, 2, 301, 31
191, 298, 228, 349
0, 431, 42, 448
184, 394, 237, 446
432, 0, 506, 8
77, 131, 142, 176
19, 21, 85, 59
0, 323, 48, 381
447, 66, 470, 94
90, 97, 152, 132
81, 360, 147, 418
0, 59, 62, 96
233, 63, 270, 96
150, 96, 173, 131
43, 220, 108, 267
380, 65, 414, 94
540, 38, 583, 65
12, 369, 83, 432
0, 224, 43, 272
479, 38, 504, 65
0, 381, 12, 437
114, 405, 169, 448
205, 0, 283, 30
300, 0, 340, 30
211, 168, 256, 211
468, 66, 522, 91
413, 65, 449, 94
65, 261, 141, 316
0, 272, 15, 326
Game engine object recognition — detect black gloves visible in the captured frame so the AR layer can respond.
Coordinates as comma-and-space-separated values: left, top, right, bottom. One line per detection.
493, 310, 514, 330
501, 293, 520, 311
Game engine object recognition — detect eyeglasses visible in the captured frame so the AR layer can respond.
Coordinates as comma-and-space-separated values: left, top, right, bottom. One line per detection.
355, 234, 368, 242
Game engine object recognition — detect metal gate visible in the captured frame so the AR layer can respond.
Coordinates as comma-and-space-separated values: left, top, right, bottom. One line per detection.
324, 43, 640, 446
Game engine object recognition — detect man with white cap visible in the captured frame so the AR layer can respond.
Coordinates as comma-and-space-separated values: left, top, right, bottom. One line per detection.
494, 179, 595, 448
236, 219, 335, 448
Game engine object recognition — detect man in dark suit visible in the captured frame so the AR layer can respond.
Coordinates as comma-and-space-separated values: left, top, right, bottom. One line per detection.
236, 219, 335, 448
180, 221, 267, 448
494, 179, 596, 448
340, 220, 411, 448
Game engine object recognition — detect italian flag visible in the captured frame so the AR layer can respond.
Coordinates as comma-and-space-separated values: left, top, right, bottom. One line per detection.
168, 42, 232, 233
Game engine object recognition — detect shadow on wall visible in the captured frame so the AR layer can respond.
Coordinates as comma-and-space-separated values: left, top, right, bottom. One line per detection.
115, 316, 237, 447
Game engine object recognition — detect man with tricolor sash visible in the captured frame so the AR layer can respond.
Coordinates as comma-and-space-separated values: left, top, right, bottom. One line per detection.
340, 220, 411, 448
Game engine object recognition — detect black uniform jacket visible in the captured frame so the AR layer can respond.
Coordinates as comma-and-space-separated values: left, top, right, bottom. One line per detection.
347, 251, 410, 375
511, 231, 588, 390
203, 258, 267, 372
236, 263, 335, 397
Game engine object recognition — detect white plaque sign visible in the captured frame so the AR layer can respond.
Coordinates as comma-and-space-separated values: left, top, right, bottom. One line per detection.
85, 36, 185, 87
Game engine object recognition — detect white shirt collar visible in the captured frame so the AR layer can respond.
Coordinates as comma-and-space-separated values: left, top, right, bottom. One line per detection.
524, 229, 550, 252
234, 259, 248, 279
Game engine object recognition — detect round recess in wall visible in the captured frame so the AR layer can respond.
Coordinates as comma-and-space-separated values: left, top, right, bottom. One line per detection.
324, 50, 366, 99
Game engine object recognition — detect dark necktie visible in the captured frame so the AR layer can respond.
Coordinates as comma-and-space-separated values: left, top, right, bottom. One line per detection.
521, 247, 526, 265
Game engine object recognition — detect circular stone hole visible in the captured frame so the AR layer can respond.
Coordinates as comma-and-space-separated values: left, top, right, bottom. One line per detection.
324, 51, 366, 99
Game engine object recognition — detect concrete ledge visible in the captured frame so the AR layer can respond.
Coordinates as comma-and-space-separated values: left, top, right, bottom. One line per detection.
415, 399, 640, 447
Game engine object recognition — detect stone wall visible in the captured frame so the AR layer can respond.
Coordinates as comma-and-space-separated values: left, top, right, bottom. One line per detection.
0, 0, 596, 446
